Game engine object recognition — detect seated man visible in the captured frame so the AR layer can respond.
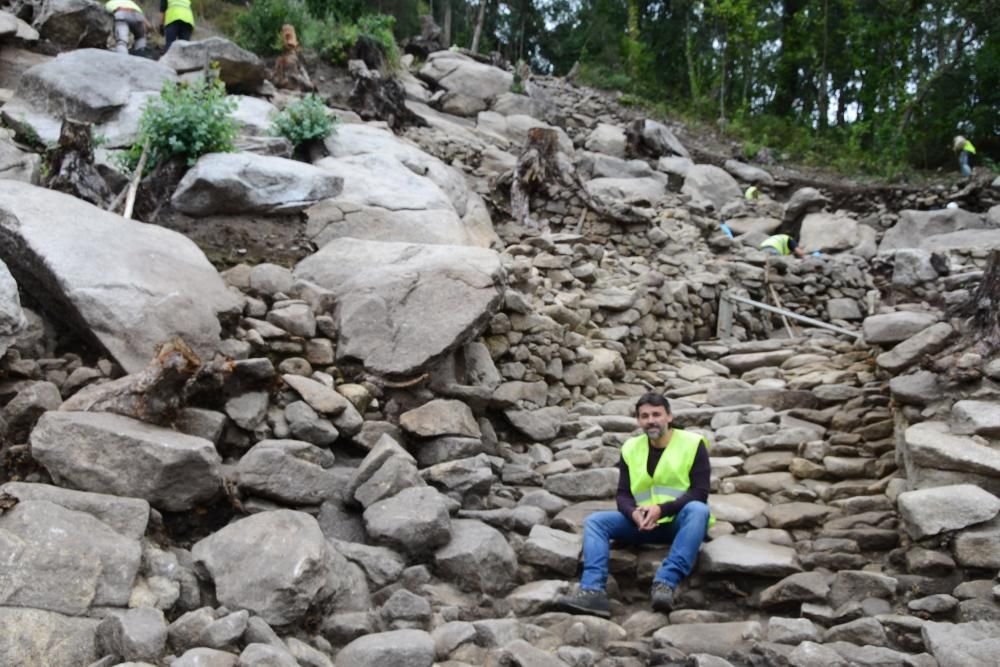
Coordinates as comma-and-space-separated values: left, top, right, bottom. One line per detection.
759, 233, 805, 258
555, 392, 712, 618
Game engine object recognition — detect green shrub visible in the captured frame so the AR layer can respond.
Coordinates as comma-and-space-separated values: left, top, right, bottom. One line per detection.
270, 94, 338, 147
357, 14, 400, 69
235, 0, 310, 56
120, 77, 238, 172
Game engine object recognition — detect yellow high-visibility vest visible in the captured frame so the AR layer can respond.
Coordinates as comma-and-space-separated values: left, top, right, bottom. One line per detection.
759, 234, 792, 255
962, 140, 976, 154
622, 429, 714, 526
164, 0, 194, 27
105, 0, 143, 12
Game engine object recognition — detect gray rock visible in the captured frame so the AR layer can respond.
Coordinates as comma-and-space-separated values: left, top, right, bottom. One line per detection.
0, 499, 141, 614
922, 620, 1000, 667
192, 510, 333, 625
419, 51, 512, 103
584, 176, 666, 203
642, 119, 689, 158
583, 123, 626, 157
31, 411, 221, 511
238, 643, 299, 667
823, 617, 888, 647
415, 435, 484, 467
421, 454, 492, 499
862, 311, 940, 345
543, 468, 618, 500
284, 400, 339, 446
0, 606, 99, 666
248, 262, 293, 296
520, 524, 582, 576
889, 370, 940, 405
759, 571, 832, 607
198, 609, 249, 650
953, 517, 1000, 569
897, 484, 1000, 540
653, 621, 763, 657
97, 607, 167, 662
724, 159, 773, 185
235, 439, 339, 505
799, 212, 860, 252
400, 399, 480, 438
504, 406, 566, 441
828, 570, 897, 608
434, 519, 518, 594
826, 298, 863, 321
876, 322, 954, 373
172, 153, 343, 216
1, 379, 61, 439
363, 486, 452, 556
357, 456, 425, 508
681, 165, 741, 212
160, 37, 264, 92
787, 641, 848, 667
348, 433, 416, 498
0, 181, 239, 373
708, 493, 767, 524
33, 0, 110, 48
893, 249, 938, 287
952, 400, 1000, 437
0, 131, 40, 185
764, 502, 837, 529
335, 629, 435, 667
700, 535, 801, 576
282, 375, 350, 416
783, 187, 830, 224
0, 481, 148, 538
295, 238, 504, 377
879, 208, 989, 253
2, 49, 174, 142
767, 617, 820, 644
267, 302, 316, 338
331, 539, 405, 589
225, 390, 268, 430
172, 647, 238, 667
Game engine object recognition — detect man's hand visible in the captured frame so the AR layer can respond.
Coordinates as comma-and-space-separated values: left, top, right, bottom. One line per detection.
633, 505, 662, 531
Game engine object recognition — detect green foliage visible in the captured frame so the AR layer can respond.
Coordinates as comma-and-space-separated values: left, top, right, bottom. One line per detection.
121, 78, 238, 172
311, 13, 400, 69
270, 94, 338, 147
234, 0, 310, 56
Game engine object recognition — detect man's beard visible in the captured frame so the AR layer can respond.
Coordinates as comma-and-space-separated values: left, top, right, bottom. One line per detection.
644, 426, 663, 440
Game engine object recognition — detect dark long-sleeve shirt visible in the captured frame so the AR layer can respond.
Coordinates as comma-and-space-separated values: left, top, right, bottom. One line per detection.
616, 436, 710, 519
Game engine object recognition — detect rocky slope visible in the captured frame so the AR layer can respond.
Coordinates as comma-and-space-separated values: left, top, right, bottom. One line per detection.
1, 9, 1000, 667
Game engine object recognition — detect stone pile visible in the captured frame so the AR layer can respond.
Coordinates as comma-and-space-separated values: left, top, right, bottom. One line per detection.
1, 33, 1000, 667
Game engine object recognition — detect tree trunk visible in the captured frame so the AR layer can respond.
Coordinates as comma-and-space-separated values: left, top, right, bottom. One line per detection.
817, 0, 829, 131
718, 34, 728, 124
348, 60, 426, 131
443, 1, 451, 47
470, 0, 487, 53
685, 7, 700, 99
45, 119, 111, 207
968, 250, 1000, 351
510, 127, 559, 230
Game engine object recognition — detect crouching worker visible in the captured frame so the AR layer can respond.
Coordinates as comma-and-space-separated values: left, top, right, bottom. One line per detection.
105, 0, 150, 55
555, 393, 712, 618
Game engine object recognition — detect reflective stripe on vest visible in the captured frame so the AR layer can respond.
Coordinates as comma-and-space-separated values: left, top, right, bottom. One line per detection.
963, 140, 976, 154
759, 234, 791, 255
621, 429, 714, 526
165, 0, 194, 27
106, 0, 143, 12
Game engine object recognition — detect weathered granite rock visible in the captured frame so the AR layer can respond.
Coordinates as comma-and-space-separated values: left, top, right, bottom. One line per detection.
0, 481, 149, 539
724, 159, 773, 185
897, 484, 1000, 540
335, 629, 435, 667
952, 400, 1000, 437
0, 181, 239, 373
433, 519, 517, 594
235, 439, 339, 505
192, 510, 333, 625
653, 621, 763, 657
799, 212, 860, 252
892, 249, 938, 287
700, 535, 802, 576
400, 399, 480, 438
96, 607, 167, 663
172, 153, 343, 216
363, 486, 453, 556
953, 517, 1000, 569
879, 208, 990, 252
875, 322, 954, 373
922, 620, 1000, 667
31, 411, 222, 511
862, 311, 940, 345
682, 165, 742, 212
900, 422, 1000, 494
295, 238, 504, 376
0, 607, 99, 666
33, 0, 111, 49
160, 37, 265, 92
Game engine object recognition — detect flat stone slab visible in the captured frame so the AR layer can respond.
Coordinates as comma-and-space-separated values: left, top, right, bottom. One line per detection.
897, 484, 1000, 540
922, 620, 1000, 667
0, 607, 99, 666
700, 534, 802, 576
901, 421, 1000, 494
653, 620, 763, 657
876, 322, 954, 373
952, 400, 1000, 437
0, 181, 239, 373
863, 311, 940, 345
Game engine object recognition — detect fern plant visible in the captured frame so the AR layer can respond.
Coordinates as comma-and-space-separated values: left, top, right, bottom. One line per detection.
269, 94, 338, 149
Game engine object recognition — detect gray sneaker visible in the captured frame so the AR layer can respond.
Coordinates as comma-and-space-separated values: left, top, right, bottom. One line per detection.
650, 581, 675, 612
555, 587, 611, 618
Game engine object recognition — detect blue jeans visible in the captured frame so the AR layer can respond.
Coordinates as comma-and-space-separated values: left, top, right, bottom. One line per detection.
959, 150, 971, 177
579, 502, 710, 591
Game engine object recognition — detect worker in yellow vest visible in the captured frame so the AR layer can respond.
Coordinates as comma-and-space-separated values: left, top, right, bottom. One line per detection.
555, 393, 712, 618
759, 233, 805, 258
160, 0, 194, 52
953, 135, 976, 177
105, 0, 150, 55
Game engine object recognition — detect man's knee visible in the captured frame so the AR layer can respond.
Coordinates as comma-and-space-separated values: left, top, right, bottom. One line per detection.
682, 501, 710, 522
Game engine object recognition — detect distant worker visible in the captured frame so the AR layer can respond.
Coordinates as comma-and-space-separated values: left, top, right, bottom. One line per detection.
105, 0, 150, 55
744, 185, 760, 201
759, 234, 805, 258
160, 0, 194, 52
953, 135, 976, 177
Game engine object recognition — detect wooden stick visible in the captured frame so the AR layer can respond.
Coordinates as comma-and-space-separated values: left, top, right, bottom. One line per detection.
123, 140, 150, 220
769, 283, 798, 339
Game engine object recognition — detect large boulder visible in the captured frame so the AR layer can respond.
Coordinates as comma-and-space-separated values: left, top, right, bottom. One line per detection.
899, 421, 1000, 495
584, 123, 627, 158
0, 258, 25, 357
1, 49, 176, 143
0, 607, 99, 666
0, 181, 240, 373
419, 51, 513, 107
584, 176, 666, 203
640, 119, 689, 159
234, 439, 340, 505
798, 211, 861, 252
192, 510, 334, 625
172, 153, 343, 216
33, 0, 111, 50
724, 159, 774, 185
160, 37, 265, 93
897, 484, 1000, 540
0, 499, 142, 614
879, 208, 991, 253
476, 112, 575, 155
433, 519, 518, 594
681, 164, 742, 212
294, 238, 504, 376
862, 310, 939, 345
0, 129, 41, 183
31, 411, 223, 511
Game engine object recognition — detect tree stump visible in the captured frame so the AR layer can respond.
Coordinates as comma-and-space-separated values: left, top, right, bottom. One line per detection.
45, 119, 112, 207
511, 127, 561, 230
348, 60, 425, 131
272, 24, 315, 92
965, 250, 1000, 352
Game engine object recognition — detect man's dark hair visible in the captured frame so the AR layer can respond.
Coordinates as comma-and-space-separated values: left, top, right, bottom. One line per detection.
635, 392, 671, 415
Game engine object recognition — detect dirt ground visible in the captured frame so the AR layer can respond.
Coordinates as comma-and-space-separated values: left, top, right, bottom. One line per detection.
154, 209, 315, 270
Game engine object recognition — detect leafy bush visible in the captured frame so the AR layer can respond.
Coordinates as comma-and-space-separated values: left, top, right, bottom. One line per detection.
270, 94, 338, 147
234, 0, 310, 56
120, 78, 238, 172
314, 13, 400, 69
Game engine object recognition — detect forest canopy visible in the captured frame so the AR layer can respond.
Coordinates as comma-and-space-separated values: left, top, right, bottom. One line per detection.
235, 1, 999, 175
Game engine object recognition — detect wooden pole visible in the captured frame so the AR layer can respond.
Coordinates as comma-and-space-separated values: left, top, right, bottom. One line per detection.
123, 141, 150, 220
